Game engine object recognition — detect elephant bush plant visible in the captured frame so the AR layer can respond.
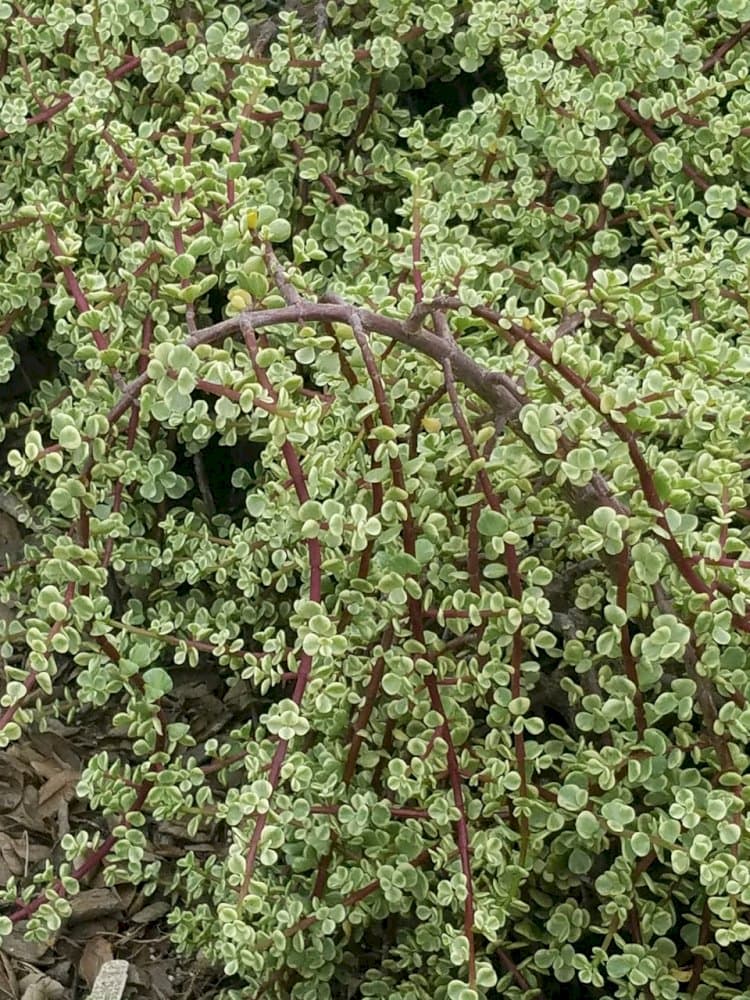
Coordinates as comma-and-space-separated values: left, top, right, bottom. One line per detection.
1, 1, 750, 997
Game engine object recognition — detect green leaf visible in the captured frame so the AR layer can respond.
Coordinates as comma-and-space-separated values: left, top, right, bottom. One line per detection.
601, 800, 636, 831
59, 426, 82, 450
477, 508, 508, 535
576, 811, 601, 838
172, 253, 196, 278
388, 552, 421, 575
142, 667, 173, 697
558, 784, 588, 811
267, 219, 291, 243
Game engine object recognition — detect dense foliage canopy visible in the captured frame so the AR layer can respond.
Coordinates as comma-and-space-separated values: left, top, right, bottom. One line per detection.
1, 1, 750, 997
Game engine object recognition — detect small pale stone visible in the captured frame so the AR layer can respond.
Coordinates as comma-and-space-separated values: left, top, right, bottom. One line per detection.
86, 960, 129, 1000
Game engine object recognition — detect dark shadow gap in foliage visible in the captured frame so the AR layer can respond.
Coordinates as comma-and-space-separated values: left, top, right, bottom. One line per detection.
400, 64, 508, 122
0, 329, 59, 412
0, 320, 60, 474
170, 423, 265, 522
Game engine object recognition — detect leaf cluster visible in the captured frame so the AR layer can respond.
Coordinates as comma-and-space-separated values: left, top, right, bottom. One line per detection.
0, 1, 750, 998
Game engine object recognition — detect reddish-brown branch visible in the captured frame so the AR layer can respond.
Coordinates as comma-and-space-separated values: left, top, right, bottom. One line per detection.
44, 225, 108, 351
109, 617, 269, 663
0, 41, 187, 141
688, 901, 713, 992
294, 849, 430, 938
497, 947, 548, 998
617, 549, 645, 739
0, 217, 37, 234
0, 671, 38, 732
112, 252, 163, 303
701, 21, 750, 72
8, 688, 167, 924
238, 317, 323, 899
651, 583, 735, 774
101, 130, 164, 203
201, 751, 248, 775
452, 298, 750, 633
331, 337, 384, 620
310, 803, 430, 820
440, 341, 529, 863
291, 141, 346, 206
574, 46, 750, 218
423, 678, 477, 983
690, 554, 750, 570
333, 306, 476, 984
0, 581, 75, 734
346, 75, 380, 154
343, 633, 393, 783
8, 783, 149, 923
194, 377, 280, 415
310, 317, 393, 897
103, 308, 152, 567
226, 101, 251, 207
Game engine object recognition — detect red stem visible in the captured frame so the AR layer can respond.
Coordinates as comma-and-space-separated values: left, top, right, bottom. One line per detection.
440, 342, 529, 862
0, 581, 76, 734
617, 549, 645, 739
345, 314, 476, 985
465, 301, 750, 633
701, 21, 750, 72
575, 46, 750, 218
103, 309, 152, 567
9, 783, 150, 923
238, 321, 322, 898
44, 225, 108, 351
0, 42, 187, 141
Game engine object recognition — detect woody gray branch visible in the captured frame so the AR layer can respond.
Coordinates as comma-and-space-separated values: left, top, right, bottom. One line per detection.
104, 250, 662, 603
186, 300, 526, 419
101, 262, 739, 726
108, 283, 614, 527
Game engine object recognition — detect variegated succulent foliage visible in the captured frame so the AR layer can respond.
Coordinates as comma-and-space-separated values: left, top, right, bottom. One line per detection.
1, 1, 750, 998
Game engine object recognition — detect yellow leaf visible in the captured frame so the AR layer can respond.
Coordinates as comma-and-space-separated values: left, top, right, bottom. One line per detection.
229, 289, 252, 311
